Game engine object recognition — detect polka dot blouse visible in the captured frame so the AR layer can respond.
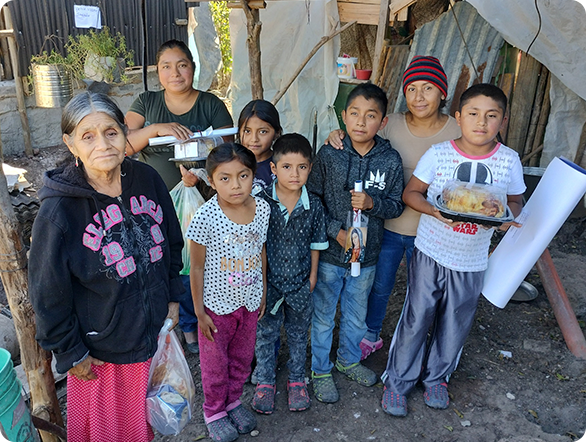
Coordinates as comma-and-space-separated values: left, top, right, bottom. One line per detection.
185, 195, 270, 315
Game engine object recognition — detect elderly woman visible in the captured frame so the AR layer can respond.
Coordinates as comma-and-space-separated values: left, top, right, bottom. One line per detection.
29, 92, 184, 442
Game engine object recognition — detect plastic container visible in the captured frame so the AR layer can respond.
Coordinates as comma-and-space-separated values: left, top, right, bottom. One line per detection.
355, 69, 372, 80
337, 57, 357, 79
0, 348, 40, 442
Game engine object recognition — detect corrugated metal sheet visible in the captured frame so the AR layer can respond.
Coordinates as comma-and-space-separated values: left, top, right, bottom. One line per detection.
7, 0, 189, 75
394, 1, 504, 115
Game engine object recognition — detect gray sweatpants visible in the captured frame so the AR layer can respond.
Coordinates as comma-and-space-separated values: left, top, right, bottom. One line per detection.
382, 248, 484, 395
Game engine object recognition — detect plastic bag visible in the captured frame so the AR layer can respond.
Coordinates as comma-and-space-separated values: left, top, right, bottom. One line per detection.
170, 180, 205, 274
146, 319, 196, 436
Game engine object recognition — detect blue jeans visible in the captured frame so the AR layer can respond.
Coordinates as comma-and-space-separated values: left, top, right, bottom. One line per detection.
364, 230, 415, 342
178, 275, 198, 333
311, 262, 376, 374
255, 299, 312, 384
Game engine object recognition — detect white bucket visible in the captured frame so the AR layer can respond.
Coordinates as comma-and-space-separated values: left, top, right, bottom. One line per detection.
337, 57, 357, 79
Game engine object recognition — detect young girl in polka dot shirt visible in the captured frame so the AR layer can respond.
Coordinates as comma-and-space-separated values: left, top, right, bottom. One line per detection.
186, 143, 270, 442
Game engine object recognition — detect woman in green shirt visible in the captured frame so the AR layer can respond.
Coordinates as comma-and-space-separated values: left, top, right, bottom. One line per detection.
126, 39, 233, 190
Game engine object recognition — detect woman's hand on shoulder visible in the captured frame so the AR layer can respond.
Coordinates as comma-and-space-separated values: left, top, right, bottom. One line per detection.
197, 313, 217, 342
154, 122, 193, 140
324, 129, 346, 150
180, 165, 198, 187
68, 356, 105, 381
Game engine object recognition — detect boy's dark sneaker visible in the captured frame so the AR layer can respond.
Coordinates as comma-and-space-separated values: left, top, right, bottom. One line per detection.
423, 382, 449, 409
251, 384, 276, 414
206, 416, 239, 442
287, 380, 311, 411
227, 404, 257, 434
335, 361, 378, 387
381, 386, 408, 417
311, 372, 339, 403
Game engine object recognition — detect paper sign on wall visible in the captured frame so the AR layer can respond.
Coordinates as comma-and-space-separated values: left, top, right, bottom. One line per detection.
74, 5, 102, 29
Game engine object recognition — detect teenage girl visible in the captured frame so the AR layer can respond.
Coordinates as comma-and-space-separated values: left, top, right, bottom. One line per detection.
237, 100, 283, 194
186, 143, 270, 442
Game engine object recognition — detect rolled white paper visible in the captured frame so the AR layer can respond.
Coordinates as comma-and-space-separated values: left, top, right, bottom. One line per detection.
482, 157, 586, 308
149, 126, 238, 146
351, 180, 363, 277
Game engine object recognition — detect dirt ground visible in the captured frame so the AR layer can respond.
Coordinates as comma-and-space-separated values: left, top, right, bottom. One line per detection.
4, 145, 586, 442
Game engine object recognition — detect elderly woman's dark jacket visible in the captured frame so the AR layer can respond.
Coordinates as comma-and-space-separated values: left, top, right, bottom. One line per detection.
29, 158, 185, 373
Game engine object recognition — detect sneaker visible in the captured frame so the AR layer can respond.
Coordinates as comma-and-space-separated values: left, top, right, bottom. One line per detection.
227, 404, 257, 434
250, 365, 259, 385
251, 384, 276, 414
206, 416, 239, 442
311, 372, 339, 403
359, 337, 383, 360
287, 381, 311, 411
186, 342, 199, 354
334, 361, 378, 387
423, 382, 449, 409
381, 386, 408, 417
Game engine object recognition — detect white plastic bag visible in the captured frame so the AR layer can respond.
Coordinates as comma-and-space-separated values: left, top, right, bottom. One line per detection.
169, 180, 205, 274
146, 319, 196, 435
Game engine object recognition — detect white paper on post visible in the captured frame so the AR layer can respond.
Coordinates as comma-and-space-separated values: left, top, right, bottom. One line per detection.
482, 157, 586, 308
74, 5, 102, 29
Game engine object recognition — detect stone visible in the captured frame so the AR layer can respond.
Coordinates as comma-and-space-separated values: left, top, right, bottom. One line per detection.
0, 314, 19, 359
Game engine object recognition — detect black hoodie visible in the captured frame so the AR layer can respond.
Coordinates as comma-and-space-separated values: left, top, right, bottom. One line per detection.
29, 158, 185, 373
307, 135, 404, 268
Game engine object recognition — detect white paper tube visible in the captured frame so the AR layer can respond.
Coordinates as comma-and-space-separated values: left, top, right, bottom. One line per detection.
149, 127, 238, 146
482, 157, 586, 308
351, 180, 363, 277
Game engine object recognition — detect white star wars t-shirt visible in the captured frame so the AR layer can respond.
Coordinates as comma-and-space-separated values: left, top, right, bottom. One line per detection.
414, 140, 526, 272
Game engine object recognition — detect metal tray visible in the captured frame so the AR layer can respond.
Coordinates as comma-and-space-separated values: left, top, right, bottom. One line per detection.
434, 194, 514, 227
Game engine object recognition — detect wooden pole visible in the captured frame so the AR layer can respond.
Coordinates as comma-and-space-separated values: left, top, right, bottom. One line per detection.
529, 74, 551, 167
2, 7, 34, 158
240, 0, 263, 100
371, 0, 390, 84
271, 21, 357, 106
0, 146, 63, 440
0, 13, 13, 80
522, 66, 549, 159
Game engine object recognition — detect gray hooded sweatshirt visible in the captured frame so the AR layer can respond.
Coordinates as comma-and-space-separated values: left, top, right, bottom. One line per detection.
307, 134, 404, 268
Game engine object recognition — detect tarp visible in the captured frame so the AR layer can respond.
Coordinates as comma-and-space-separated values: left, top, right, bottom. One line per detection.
466, 0, 586, 101
230, 1, 341, 146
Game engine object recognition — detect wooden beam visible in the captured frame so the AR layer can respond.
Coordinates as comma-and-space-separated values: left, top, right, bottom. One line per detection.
372, 0, 391, 84
390, 0, 416, 15
3, 7, 33, 158
338, 3, 379, 25
240, 0, 263, 99
506, 53, 541, 155
227, 0, 266, 9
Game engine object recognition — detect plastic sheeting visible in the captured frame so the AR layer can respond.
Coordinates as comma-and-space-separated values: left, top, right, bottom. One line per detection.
466, 0, 586, 101
541, 76, 586, 169
229, 1, 341, 146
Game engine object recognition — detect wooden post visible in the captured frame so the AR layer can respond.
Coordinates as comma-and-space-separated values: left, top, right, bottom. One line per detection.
529, 75, 550, 167
0, 146, 63, 439
2, 7, 34, 158
371, 0, 391, 85
522, 65, 549, 160
506, 53, 541, 155
0, 12, 13, 80
240, 0, 263, 100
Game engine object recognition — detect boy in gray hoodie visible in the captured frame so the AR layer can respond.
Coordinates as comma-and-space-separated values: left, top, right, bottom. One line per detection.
307, 83, 404, 403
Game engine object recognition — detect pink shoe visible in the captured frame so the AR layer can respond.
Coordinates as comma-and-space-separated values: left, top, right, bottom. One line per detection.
359, 337, 383, 360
